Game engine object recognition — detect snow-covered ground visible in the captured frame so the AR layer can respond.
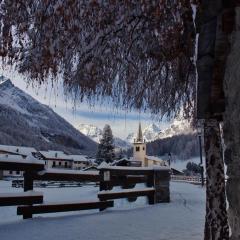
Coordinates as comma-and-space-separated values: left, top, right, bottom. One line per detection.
0, 180, 205, 240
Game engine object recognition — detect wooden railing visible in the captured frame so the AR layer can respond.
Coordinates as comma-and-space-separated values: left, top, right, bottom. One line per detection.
0, 159, 170, 219
171, 175, 206, 184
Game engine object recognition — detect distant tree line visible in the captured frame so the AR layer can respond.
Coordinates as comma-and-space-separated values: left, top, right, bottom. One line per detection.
183, 161, 202, 176
146, 134, 199, 159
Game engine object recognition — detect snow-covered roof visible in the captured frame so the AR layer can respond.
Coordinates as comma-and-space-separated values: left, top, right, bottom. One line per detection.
0, 144, 37, 156
39, 151, 73, 161
0, 191, 43, 198
0, 154, 44, 165
146, 156, 165, 162
38, 169, 99, 175
68, 155, 89, 162
83, 166, 98, 171
98, 165, 170, 171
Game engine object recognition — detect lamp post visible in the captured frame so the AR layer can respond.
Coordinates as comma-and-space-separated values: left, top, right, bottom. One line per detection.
197, 123, 204, 187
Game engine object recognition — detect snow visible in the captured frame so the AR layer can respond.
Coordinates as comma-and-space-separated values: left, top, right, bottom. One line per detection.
67, 154, 89, 162
0, 154, 45, 165
0, 180, 205, 240
77, 123, 103, 143
0, 191, 43, 198
147, 155, 165, 162
99, 187, 155, 195
0, 144, 37, 156
39, 151, 74, 161
98, 161, 109, 169
98, 165, 170, 171
38, 169, 99, 175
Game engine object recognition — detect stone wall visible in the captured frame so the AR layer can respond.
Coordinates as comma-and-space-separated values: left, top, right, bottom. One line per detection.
223, 6, 240, 240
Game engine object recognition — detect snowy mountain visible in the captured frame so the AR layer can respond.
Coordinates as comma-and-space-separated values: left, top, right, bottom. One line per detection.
78, 124, 102, 143
126, 123, 162, 143
77, 124, 131, 149
143, 123, 162, 142
0, 77, 97, 155
126, 120, 193, 143
158, 119, 193, 139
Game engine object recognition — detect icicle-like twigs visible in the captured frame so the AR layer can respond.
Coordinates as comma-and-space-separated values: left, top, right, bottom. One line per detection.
0, 0, 196, 118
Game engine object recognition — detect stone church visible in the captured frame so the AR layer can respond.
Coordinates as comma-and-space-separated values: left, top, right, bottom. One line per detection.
132, 123, 167, 167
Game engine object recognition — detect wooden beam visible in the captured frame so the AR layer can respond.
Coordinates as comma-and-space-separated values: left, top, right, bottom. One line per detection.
0, 192, 43, 206
17, 200, 114, 219
109, 176, 147, 187
100, 168, 154, 176
98, 188, 155, 201
33, 172, 100, 182
0, 161, 44, 171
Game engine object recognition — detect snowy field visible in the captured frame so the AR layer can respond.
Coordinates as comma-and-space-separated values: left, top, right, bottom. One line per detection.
0, 180, 205, 240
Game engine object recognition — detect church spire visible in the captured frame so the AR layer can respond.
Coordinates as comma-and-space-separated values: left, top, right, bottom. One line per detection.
136, 122, 143, 142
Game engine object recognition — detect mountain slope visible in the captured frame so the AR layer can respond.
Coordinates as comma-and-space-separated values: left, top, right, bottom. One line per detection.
147, 133, 199, 160
77, 124, 131, 149
0, 77, 97, 155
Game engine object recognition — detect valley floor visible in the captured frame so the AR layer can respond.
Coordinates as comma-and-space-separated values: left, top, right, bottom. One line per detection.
0, 181, 205, 240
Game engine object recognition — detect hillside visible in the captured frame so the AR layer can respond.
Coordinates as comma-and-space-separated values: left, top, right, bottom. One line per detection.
147, 133, 199, 160
0, 77, 97, 155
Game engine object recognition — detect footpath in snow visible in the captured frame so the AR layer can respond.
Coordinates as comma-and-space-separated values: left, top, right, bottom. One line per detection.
0, 181, 205, 240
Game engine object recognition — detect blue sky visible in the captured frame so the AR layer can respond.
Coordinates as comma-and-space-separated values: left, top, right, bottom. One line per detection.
2, 68, 170, 139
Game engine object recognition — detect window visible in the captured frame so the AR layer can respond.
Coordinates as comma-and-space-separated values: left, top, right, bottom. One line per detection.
52, 161, 56, 167
65, 162, 68, 168
136, 146, 140, 151
16, 171, 20, 175
143, 147, 145, 150
59, 162, 62, 166
9, 170, 12, 174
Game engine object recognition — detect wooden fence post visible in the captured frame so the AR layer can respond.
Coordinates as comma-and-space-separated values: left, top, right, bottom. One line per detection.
153, 169, 170, 203
146, 171, 154, 205
99, 169, 111, 211
23, 171, 34, 219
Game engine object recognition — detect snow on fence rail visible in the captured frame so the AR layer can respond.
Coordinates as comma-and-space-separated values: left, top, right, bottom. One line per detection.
0, 158, 171, 219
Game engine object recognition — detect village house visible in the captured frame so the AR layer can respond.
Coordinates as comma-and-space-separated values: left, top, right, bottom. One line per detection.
0, 144, 37, 157
68, 154, 91, 170
0, 145, 37, 178
0, 144, 96, 179
38, 151, 74, 169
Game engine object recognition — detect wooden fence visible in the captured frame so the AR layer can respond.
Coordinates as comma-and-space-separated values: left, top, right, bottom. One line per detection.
171, 175, 206, 185
0, 159, 170, 219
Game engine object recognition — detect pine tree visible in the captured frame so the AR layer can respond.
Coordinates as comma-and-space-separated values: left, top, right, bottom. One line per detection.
96, 124, 115, 164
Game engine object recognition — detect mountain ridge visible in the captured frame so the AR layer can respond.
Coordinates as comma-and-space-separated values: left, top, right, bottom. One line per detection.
126, 119, 193, 143
0, 77, 97, 155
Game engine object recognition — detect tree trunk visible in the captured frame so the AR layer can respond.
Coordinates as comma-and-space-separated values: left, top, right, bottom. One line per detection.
204, 119, 229, 240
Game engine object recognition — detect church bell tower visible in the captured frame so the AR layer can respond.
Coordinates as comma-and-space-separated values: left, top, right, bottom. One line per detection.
133, 123, 146, 166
